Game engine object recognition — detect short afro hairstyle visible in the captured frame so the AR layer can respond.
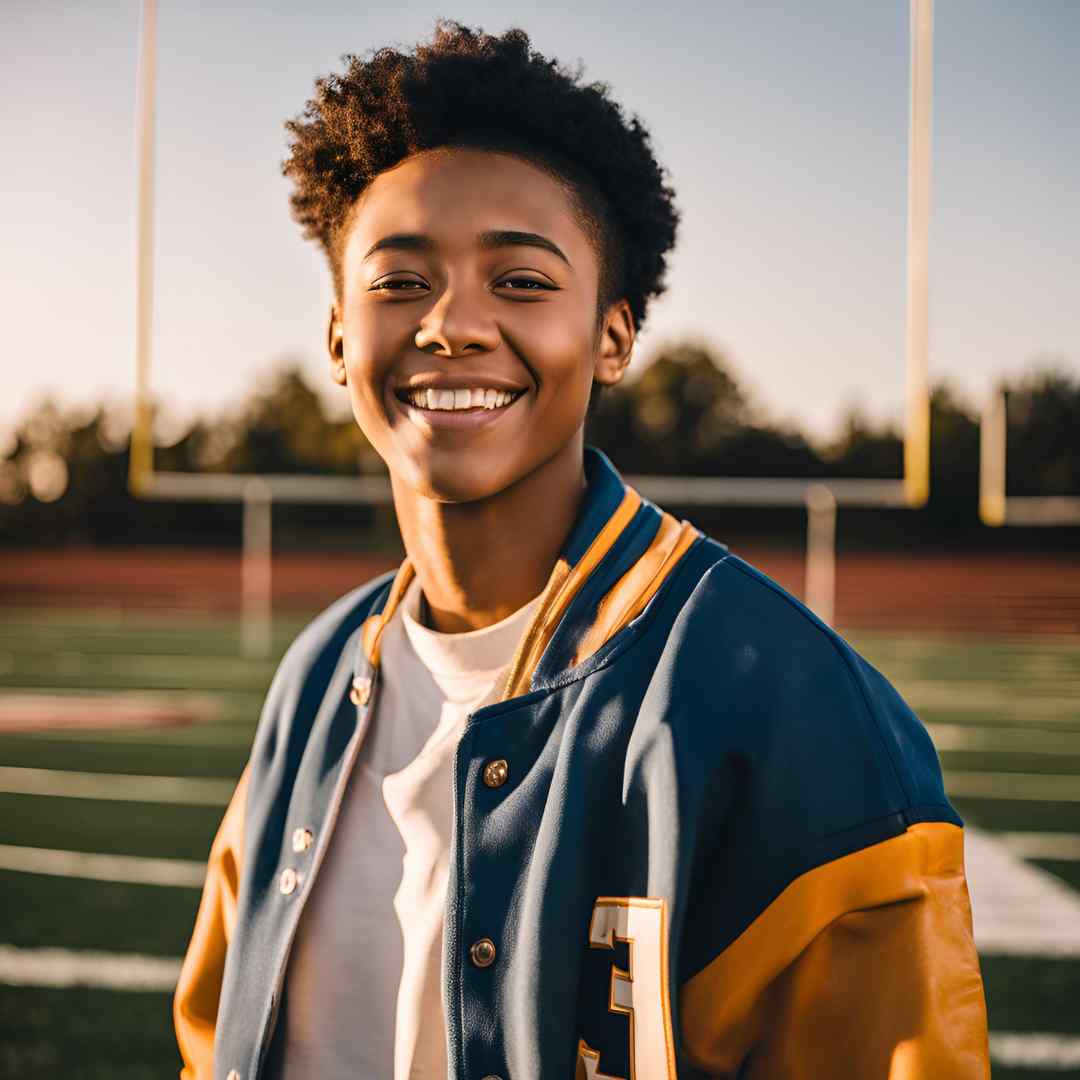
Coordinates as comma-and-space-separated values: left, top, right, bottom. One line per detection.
282, 19, 679, 335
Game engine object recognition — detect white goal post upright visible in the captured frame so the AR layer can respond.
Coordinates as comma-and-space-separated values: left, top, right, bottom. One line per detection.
128, 0, 933, 655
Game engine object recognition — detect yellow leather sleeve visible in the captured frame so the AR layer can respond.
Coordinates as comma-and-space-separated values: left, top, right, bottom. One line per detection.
173, 765, 249, 1079
680, 822, 990, 1078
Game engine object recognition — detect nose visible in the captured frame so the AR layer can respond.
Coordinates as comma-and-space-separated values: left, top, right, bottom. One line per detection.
414, 283, 501, 357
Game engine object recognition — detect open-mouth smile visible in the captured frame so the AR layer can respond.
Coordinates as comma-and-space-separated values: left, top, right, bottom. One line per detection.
393, 385, 528, 430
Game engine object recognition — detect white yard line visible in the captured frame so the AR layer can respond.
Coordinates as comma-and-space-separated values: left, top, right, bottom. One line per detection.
929, 723, 1080, 756
0, 945, 181, 991
0, 765, 233, 805
965, 826, 1080, 957
990, 1033, 1080, 1071
946, 771, 1080, 802
0, 844, 205, 888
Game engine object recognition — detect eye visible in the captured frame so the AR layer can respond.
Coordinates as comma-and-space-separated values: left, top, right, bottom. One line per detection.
495, 276, 556, 291
369, 277, 427, 292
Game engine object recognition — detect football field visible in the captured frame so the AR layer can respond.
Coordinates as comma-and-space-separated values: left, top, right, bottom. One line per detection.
0, 608, 1077, 1078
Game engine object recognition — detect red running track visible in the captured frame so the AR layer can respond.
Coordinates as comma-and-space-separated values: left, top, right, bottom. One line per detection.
1, 546, 1077, 636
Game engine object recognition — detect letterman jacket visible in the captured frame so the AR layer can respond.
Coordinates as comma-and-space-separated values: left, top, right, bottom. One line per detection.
174, 443, 990, 1080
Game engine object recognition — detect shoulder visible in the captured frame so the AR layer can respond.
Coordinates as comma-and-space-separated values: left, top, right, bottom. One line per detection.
668, 548, 956, 827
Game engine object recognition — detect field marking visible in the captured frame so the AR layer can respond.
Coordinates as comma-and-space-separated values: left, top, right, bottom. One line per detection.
901, 681, 1080, 721
998, 832, 1080, 862
0, 765, 233, 805
0, 683, 262, 701
0, 944, 180, 991
966, 827, 1080, 957
929, 723, 1080, 756
0, 844, 205, 888
0, 727, 256, 748
989, 1033, 1080, 1070
946, 771, 1080, 802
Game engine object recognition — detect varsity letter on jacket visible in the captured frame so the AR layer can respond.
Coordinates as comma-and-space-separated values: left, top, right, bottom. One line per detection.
175, 444, 991, 1079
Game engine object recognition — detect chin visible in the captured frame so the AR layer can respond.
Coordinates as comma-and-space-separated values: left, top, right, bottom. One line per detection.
397, 452, 515, 504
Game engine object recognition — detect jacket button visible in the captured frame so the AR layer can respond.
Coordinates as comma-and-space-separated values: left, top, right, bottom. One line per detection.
469, 938, 497, 968
350, 676, 371, 706
279, 867, 298, 895
291, 827, 315, 853
482, 759, 509, 789
480, 1076, 503, 1080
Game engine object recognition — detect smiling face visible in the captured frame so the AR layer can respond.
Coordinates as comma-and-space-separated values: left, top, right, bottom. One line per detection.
328, 147, 634, 502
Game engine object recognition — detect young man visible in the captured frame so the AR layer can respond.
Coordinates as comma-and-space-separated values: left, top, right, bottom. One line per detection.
175, 20, 990, 1080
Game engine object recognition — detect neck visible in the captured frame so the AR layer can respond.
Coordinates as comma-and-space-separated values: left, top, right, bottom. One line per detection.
392, 435, 588, 634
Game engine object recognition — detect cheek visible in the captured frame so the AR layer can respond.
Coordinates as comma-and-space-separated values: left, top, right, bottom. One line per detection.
533, 320, 598, 408
341, 312, 397, 396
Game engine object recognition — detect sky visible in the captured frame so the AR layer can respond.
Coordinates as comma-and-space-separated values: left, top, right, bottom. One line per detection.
2, 0, 1077, 450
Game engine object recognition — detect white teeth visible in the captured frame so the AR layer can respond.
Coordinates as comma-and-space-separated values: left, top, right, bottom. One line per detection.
405, 387, 521, 410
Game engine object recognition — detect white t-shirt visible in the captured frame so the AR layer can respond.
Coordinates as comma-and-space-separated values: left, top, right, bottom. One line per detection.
266, 573, 543, 1079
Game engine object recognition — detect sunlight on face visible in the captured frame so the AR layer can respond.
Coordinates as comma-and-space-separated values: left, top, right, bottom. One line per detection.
333, 148, 613, 503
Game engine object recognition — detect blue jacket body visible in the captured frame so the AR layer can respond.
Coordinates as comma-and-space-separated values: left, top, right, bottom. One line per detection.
175, 444, 990, 1079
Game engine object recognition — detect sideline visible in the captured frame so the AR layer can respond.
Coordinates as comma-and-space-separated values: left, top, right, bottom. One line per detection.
0, 944, 180, 992
966, 826, 1080, 957
0, 765, 234, 805
0, 844, 205, 888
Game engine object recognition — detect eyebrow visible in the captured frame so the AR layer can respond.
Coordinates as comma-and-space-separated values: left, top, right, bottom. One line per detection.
362, 230, 571, 266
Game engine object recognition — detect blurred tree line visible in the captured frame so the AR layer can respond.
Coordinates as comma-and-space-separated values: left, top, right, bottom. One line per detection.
1, 343, 1077, 550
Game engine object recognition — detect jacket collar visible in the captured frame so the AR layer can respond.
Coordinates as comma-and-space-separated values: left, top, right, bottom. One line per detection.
358, 444, 702, 699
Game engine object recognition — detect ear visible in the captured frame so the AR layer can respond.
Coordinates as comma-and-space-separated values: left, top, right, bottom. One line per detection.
327, 302, 347, 386
593, 298, 635, 388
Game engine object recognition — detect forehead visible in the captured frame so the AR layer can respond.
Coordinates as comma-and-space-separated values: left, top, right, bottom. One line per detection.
344, 148, 594, 262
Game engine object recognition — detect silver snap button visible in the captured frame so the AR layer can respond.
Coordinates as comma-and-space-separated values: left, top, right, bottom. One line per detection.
291, 827, 314, 853
279, 867, 298, 895
350, 675, 371, 706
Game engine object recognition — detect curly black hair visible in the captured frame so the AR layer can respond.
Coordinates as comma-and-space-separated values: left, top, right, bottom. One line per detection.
282, 19, 679, 336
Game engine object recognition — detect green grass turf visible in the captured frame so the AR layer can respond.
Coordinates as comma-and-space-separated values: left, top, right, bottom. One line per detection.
0, 986, 181, 1079
1033, 859, 1080, 893
0, 734, 248, 778
0, 611, 1078, 1077
939, 749, 1080, 774
0, 792, 224, 861
951, 796, 1080, 834
0, 871, 200, 956
981, 955, 1080, 1034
